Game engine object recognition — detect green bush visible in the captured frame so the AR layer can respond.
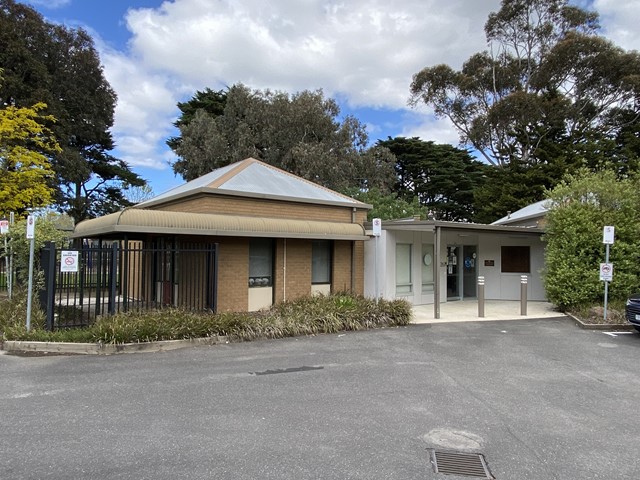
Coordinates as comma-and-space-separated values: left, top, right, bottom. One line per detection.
543, 169, 640, 309
2, 293, 412, 344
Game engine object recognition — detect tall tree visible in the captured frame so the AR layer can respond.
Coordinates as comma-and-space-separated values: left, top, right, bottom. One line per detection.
0, 0, 145, 222
379, 137, 488, 221
170, 84, 396, 192
409, 0, 640, 220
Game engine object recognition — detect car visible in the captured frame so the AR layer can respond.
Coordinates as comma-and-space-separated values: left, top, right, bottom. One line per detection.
625, 294, 640, 332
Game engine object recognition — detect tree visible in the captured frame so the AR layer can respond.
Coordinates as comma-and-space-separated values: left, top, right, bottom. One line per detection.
378, 137, 488, 221
543, 169, 640, 309
0, 97, 59, 217
344, 187, 426, 221
409, 0, 640, 219
170, 84, 396, 192
0, 0, 146, 222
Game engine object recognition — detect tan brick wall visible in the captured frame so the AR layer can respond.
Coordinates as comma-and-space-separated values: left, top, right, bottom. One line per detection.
153, 194, 368, 224
215, 238, 249, 312
353, 241, 364, 295
332, 241, 352, 293
282, 239, 312, 300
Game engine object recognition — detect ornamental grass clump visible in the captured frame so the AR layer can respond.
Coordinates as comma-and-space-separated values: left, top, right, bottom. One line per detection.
2, 293, 412, 345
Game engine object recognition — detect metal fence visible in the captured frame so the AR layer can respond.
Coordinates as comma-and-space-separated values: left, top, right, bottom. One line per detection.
40, 241, 218, 330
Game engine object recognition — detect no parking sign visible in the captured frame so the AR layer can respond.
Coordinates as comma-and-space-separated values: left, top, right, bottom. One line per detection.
61, 250, 79, 273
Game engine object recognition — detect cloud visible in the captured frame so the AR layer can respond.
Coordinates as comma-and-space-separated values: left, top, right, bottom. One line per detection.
124, 0, 501, 110
594, 0, 640, 51
94, 0, 639, 171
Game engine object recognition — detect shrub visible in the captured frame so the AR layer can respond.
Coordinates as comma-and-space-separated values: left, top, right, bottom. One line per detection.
2, 293, 412, 344
543, 169, 640, 309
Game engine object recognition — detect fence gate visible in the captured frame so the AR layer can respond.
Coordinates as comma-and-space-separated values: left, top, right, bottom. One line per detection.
40, 241, 218, 330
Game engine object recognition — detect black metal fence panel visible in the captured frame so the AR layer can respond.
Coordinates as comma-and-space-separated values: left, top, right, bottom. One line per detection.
40, 241, 218, 330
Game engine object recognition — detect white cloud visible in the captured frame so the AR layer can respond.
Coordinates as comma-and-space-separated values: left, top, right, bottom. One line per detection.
594, 0, 640, 51
92, 0, 639, 171
124, 0, 501, 109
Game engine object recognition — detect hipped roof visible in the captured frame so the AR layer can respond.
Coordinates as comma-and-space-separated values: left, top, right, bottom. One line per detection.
138, 157, 371, 209
72, 209, 368, 240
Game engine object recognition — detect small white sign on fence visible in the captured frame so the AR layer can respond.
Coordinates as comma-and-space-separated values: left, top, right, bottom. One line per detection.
60, 250, 79, 273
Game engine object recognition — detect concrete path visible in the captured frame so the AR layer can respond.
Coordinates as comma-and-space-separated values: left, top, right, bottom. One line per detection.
412, 299, 565, 324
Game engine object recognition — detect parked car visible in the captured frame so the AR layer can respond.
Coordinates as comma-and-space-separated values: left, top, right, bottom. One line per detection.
625, 294, 640, 332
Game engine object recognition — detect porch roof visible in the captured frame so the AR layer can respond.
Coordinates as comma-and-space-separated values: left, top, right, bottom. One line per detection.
364, 219, 544, 235
72, 208, 368, 241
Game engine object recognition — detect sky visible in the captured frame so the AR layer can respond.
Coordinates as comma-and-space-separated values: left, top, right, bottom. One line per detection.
18, 0, 640, 197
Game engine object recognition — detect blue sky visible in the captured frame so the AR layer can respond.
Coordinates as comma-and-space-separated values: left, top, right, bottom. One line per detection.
19, 0, 640, 197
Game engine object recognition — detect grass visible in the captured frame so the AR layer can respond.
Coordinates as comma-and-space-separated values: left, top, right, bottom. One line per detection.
1, 292, 412, 345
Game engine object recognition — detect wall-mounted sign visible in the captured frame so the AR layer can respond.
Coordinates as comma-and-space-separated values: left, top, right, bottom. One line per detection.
484, 260, 495, 267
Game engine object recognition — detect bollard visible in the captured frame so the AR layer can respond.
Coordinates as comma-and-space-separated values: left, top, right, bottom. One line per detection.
478, 276, 485, 318
520, 275, 528, 315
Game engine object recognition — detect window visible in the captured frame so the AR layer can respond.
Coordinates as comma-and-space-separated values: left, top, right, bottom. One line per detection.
312, 240, 331, 284
421, 243, 434, 293
249, 239, 273, 287
501, 246, 530, 273
396, 243, 412, 294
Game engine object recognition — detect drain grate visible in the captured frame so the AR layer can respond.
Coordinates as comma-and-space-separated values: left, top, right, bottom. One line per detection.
429, 449, 494, 479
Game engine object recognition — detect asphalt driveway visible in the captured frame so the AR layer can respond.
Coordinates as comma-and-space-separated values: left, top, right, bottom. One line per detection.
1, 318, 639, 479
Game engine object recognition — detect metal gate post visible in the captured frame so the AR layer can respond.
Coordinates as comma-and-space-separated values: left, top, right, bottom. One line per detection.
40, 241, 57, 331
108, 242, 118, 315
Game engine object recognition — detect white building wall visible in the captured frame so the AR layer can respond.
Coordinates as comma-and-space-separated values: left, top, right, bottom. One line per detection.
365, 227, 546, 304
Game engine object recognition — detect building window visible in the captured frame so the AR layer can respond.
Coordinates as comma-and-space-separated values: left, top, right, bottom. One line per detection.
396, 243, 412, 294
421, 243, 434, 293
501, 246, 530, 273
249, 239, 273, 287
312, 240, 331, 284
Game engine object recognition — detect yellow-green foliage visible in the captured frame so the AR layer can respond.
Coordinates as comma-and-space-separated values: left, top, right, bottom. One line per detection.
543, 169, 640, 309
0, 102, 60, 217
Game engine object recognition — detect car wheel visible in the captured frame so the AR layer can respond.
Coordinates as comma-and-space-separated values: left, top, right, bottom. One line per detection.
635, 326, 640, 334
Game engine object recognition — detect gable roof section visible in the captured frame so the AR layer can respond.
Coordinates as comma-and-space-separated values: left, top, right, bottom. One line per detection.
138, 158, 370, 209
491, 200, 549, 226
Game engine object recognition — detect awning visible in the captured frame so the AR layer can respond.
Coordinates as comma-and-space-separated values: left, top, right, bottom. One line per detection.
72, 208, 368, 241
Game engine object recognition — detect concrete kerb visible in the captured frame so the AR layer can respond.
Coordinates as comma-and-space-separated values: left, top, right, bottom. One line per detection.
2, 335, 229, 356
565, 312, 636, 331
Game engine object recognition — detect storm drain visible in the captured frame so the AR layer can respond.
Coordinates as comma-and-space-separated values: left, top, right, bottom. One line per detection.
428, 450, 494, 479
250, 365, 324, 376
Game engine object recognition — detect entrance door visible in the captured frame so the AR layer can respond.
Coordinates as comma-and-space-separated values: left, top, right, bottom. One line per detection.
446, 245, 477, 300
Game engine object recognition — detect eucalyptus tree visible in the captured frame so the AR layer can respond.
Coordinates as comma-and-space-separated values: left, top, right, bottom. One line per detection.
409, 0, 640, 220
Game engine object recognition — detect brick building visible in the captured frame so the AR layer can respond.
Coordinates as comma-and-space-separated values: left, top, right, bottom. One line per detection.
72, 158, 370, 312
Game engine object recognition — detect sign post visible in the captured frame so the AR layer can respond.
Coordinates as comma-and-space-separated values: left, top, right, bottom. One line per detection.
25, 215, 36, 331
601, 226, 614, 321
1, 218, 8, 299
372, 218, 382, 302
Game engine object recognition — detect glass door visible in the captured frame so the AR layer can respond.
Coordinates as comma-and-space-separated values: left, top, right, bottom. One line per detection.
446, 245, 460, 300
447, 245, 477, 300
462, 245, 477, 299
